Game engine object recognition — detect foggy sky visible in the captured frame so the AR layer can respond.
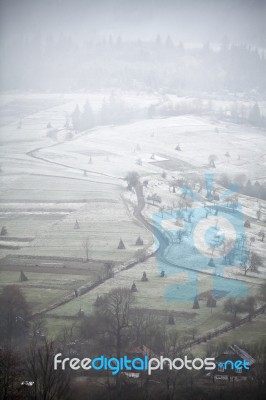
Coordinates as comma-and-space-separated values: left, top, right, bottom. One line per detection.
1, 0, 266, 46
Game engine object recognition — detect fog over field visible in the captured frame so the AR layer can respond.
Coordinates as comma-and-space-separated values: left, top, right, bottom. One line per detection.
0, 1, 266, 399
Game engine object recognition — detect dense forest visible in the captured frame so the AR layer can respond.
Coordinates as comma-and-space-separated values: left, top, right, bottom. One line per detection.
1, 36, 266, 94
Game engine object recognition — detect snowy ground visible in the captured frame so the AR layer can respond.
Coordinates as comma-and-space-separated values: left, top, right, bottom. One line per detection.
0, 92, 265, 332
0, 92, 265, 266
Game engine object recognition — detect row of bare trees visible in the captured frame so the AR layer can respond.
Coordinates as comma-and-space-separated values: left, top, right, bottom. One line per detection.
1, 282, 266, 399
0, 340, 71, 400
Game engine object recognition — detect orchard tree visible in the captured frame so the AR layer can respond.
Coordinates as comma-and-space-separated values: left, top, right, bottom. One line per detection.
250, 252, 263, 272
148, 193, 162, 205
223, 297, 246, 325
258, 230, 265, 242
125, 171, 139, 190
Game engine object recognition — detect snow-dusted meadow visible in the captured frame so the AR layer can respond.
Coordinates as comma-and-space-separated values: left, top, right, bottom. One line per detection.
0, 92, 265, 334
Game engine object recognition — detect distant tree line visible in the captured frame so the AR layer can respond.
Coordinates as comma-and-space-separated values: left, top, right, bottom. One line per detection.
71, 96, 265, 133
219, 174, 266, 201
150, 99, 265, 129
71, 95, 145, 131
1, 35, 266, 96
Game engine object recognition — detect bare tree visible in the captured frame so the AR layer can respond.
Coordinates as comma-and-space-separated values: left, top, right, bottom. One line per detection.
205, 340, 229, 358
223, 297, 246, 325
186, 327, 198, 340
245, 296, 256, 321
147, 193, 162, 205
125, 171, 139, 190
159, 330, 189, 400
242, 262, 250, 276
258, 230, 265, 242
222, 238, 235, 264
130, 309, 161, 347
82, 236, 90, 261
246, 342, 266, 392
170, 201, 176, 215
98, 288, 134, 359
258, 283, 266, 316
0, 347, 22, 400
103, 262, 114, 279
250, 252, 263, 272
25, 339, 71, 400
160, 205, 165, 216
29, 316, 47, 339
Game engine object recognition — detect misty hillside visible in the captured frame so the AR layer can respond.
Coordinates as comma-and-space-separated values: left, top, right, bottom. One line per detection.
0, 0, 266, 93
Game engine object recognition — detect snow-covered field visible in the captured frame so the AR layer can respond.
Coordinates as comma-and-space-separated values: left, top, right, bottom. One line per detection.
0, 92, 265, 264
32, 115, 266, 181
0, 92, 265, 329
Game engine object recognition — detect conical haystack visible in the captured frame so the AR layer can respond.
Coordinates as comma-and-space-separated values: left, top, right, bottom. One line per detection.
193, 295, 200, 309
209, 159, 216, 168
117, 238, 125, 249
208, 258, 215, 267
131, 282, 138, 292
19, 270, 28, 282
136, 236, 144, 246
168, 313, 175, 325
244, 219, 251, 228
74, 219, 80, 229
141, 272, 148, 282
